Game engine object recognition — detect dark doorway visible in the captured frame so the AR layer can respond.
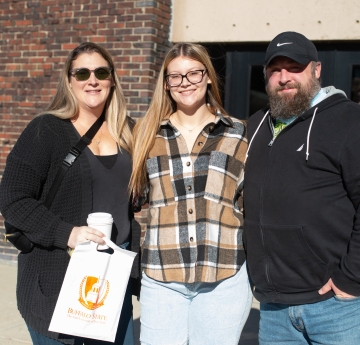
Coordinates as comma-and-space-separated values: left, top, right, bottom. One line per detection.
352, 65, 360, 103
249, 65, 268, 116
205, 42, 360, 120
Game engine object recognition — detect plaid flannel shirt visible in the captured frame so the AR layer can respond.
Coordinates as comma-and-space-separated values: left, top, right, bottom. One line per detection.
142, 112, 248, 283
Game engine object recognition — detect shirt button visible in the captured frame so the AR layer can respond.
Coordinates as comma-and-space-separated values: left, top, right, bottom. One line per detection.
190, 237, 194, 242
186, 161, 191, 166
188, 208, 193, 214
209, 126, 214, 132
198, 141, 203, 146
187, 185, 192, 191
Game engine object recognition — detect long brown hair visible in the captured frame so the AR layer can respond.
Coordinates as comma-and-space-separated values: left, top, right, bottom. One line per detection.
130, 43, 227, 196
40, 42, 132, 153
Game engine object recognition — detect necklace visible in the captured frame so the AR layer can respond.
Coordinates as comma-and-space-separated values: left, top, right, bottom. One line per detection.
94, 125, 102, 145
172, 113, 213, 133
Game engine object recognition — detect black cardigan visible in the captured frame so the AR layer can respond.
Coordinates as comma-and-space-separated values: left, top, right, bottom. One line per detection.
0, 114, 140, 343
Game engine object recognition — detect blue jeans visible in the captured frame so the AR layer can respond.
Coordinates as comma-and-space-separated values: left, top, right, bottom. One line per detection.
259, 296, 360, 345
140, 262, 252, 345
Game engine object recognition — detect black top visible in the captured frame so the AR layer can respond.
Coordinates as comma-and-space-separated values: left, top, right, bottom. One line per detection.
244, 93, 360, 304
85, 147, 132, 245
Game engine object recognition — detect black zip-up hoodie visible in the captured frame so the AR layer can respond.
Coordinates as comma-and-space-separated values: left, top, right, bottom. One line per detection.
243, 87, 360, 304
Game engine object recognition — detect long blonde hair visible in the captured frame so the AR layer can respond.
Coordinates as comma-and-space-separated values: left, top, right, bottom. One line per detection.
130, 43, 227, 196
40, 42, 132, 153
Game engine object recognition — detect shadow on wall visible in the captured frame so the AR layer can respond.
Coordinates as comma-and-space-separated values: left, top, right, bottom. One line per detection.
239, 307, 260, 344
134, 317, 140, 345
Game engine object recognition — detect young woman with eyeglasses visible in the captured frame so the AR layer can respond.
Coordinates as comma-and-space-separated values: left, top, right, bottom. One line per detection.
0, 42, 140, 345
130, 43, 252, 344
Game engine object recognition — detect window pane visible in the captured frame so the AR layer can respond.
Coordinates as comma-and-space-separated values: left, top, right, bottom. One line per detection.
351, 66, 360, 104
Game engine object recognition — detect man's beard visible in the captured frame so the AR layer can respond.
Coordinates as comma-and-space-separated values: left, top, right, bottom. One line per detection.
266, 76, 321, 119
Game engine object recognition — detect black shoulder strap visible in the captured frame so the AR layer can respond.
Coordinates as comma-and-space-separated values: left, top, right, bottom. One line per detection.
43, 112, 105, 207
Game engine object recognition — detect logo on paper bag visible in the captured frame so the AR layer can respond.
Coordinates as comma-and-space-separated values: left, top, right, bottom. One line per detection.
78, 276, 110, 310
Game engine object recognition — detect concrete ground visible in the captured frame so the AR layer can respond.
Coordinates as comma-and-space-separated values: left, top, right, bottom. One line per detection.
0, 262, 259, 345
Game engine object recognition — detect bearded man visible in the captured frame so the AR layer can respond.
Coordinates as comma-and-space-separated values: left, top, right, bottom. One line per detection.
243, 31, 360, 345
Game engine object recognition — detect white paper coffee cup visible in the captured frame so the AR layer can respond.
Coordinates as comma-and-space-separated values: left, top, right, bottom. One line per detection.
87, 212, 113, 250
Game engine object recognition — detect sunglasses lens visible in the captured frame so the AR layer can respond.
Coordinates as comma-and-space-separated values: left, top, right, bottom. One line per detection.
75, 68, 91, 81
94, 67, 111, 80
72, 67, 111, 81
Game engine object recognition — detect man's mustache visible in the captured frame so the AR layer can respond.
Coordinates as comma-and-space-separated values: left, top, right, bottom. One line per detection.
275, 83, 300, 92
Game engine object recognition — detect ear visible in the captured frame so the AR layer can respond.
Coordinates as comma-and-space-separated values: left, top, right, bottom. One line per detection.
207, 78, 212, 84
315, 62, 321, 79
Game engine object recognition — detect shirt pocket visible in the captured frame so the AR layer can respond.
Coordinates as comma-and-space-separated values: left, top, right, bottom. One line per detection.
204, 151, 244, 210
146, 155, 176, 208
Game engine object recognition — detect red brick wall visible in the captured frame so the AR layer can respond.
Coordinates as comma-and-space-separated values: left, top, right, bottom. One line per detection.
0, 0, 172, 262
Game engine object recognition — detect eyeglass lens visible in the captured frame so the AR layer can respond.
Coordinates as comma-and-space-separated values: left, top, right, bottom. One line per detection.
72, 67, 111, 81
166, 70, 205, 86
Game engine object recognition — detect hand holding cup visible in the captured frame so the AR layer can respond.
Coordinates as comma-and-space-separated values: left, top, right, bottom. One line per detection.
86, 212, 113, 249
67, 225, 106, 249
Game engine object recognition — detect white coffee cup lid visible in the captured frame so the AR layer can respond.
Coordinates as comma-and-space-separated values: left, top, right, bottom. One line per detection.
87, 212, 113, 225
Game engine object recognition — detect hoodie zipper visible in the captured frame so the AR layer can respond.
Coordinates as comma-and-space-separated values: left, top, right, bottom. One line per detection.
259, 110, 319, 301
259, 175, 277, 296
259, 114, 305, 300
268, 118, 275, 146
267, 115, 302, 147
259, 116, 278, 296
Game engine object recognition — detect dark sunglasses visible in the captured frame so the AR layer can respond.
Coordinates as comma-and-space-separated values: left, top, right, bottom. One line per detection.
69, 67, 113, 81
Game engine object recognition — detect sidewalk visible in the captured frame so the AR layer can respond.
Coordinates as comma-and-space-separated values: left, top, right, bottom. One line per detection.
0, 262, 259, 345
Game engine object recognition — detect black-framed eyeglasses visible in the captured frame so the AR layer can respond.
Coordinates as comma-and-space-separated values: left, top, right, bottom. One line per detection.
165, 69, 207, 87
69, 67, 113, 81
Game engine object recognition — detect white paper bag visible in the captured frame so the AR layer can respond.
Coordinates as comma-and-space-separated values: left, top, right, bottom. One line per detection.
49, 237, 137, 342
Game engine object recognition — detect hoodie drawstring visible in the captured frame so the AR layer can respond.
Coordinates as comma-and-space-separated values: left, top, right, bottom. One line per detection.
245, 110, 269, 164
246, 107, 318, 164
306, 107, 318, 161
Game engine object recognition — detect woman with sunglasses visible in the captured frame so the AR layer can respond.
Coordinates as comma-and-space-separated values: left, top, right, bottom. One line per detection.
0, 42, 139, 345
130, 43, 252, 345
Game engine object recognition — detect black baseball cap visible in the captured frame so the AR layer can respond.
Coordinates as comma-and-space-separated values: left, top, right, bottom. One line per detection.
265, 31, 318, 67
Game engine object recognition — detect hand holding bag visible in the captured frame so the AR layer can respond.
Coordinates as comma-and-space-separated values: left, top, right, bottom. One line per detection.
49, 237, 136, 342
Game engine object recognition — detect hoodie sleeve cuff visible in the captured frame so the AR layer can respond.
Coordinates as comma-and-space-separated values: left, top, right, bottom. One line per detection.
332, 266, 360, 296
